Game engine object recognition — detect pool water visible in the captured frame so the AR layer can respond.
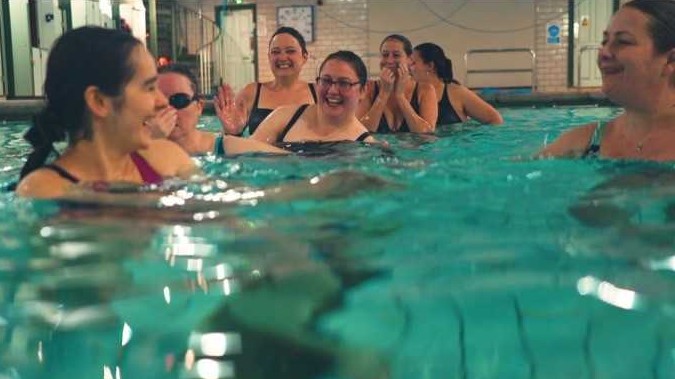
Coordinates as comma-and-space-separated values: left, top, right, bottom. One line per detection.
3, 106, 675, 379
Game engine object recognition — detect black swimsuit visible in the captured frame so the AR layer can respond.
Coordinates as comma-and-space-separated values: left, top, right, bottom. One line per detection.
246, 83, 318, 135
437, 84, 463, 125
371, 82, 421, 133
582, 121, 608, 158
276, 104, 371, 144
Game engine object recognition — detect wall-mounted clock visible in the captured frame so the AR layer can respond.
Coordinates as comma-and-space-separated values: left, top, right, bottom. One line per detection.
277, 5, 314, 43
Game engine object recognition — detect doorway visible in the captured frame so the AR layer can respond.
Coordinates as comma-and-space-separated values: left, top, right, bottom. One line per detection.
0, 3, 5, 97
215, 4, 256, 92
569, 0, 618, 88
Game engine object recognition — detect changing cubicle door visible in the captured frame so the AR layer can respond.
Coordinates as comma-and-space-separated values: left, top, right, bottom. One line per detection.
0, 6, 4, 97
32, 0, 64, 96
217, 4, 257, 92
573, 0, 613, 87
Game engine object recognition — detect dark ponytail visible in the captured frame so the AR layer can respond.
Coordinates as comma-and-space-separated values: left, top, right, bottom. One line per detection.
414, 43, 458, 84
20, 109, 66, 179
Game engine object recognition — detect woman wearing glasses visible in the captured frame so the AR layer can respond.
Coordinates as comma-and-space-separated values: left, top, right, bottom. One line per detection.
214, 26, 318, 136
156, 63, 287, 156
357, 34, 438, 134
250, 51, 376, 145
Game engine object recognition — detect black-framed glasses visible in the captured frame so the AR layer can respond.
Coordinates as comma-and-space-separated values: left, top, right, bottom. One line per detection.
168, 93, 199, 110
316, 76, 360, 91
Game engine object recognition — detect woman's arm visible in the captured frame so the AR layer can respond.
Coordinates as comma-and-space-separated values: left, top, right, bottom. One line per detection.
16, 169, 72, 198
221, 135, 289, 155
453, 84, 503, 125
537, 123, 597, 158
250, 106, 298, 144
357, 71, 395, 132
395, 73, 437, 133
144, 139, 200, 178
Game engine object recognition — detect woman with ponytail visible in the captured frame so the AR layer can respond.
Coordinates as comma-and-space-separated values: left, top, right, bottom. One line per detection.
16, 26, 196, 198
411, 43, 503, 125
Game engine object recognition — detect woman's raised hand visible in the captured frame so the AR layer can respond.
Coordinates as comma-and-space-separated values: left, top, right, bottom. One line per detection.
214, 83, 246, 135
394, 64, 410, 96
147, 107, 177, 139
379, 67, 396, 95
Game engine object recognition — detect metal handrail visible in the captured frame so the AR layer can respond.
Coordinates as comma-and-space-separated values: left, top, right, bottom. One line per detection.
463, 48, 536, 91
194, 8, 222, 95
171, 3, 222, 94
576, 44, 601, 87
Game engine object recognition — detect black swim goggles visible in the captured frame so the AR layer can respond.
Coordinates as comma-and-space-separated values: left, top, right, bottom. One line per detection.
168, 92, 199, 110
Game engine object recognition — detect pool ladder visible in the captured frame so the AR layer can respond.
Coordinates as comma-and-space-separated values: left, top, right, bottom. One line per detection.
463, 48, 537, 91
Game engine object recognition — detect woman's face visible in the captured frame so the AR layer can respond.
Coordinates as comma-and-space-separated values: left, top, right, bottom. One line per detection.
268, 33, 307, 78
110, 46, 167, 151
380, 39, 409, 72
598, 6, 672, 108
317, 59, 362, 119
157, 72, 202, 144
410, 50, 433, 82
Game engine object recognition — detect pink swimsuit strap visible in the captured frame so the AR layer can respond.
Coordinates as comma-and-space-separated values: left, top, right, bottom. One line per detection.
130, 152, 163, 185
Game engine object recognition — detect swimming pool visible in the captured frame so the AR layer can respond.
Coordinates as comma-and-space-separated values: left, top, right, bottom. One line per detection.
3, 105, 675, 379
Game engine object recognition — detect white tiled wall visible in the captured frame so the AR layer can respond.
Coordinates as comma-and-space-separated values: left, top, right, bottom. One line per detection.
534, 0, 571, 92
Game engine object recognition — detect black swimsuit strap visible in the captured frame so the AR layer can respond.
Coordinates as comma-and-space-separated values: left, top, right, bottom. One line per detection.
251, 83, 262, 109
277, 104, 310, 143
355, 131, 371, 142
44, 164, 79, 184
410, 83, 419, 111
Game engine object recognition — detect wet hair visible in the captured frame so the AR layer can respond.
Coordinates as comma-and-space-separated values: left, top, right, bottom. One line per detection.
20, 26, 141, 179
270, 26, 308, 57
319, 51, 368, 86
158, 63, 199, 94
380, 34, 413, 56
623, 0, 675, 54
414, 43, 456, 84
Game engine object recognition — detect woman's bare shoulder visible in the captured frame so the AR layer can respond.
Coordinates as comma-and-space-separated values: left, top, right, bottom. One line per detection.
140, 139, 195, 176
538, 122, 599, 158
16, 168, 71, 198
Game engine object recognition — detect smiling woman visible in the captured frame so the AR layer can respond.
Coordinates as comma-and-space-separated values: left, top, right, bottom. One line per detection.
155, 63, 287, 156
16, 26, 196, 198
214, 26, 318, 136
539, 0, 675, 161
249, 50, 376, 145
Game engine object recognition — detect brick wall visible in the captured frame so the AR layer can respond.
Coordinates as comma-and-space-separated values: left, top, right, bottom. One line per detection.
254, 0, 369, 83
534, 0, 570, 92
185, 0, 622, 93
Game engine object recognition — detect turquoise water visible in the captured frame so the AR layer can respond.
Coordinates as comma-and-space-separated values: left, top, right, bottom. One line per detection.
3, 106, 675, 379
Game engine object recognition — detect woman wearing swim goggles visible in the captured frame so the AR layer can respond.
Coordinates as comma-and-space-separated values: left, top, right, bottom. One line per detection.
168, 92, 200, 110
156, 63, 288, 156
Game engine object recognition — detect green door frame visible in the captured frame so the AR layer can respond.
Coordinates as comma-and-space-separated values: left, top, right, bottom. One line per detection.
58, 0, 72, 30
1, 1, 15, 98
567, 0, 620, 87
